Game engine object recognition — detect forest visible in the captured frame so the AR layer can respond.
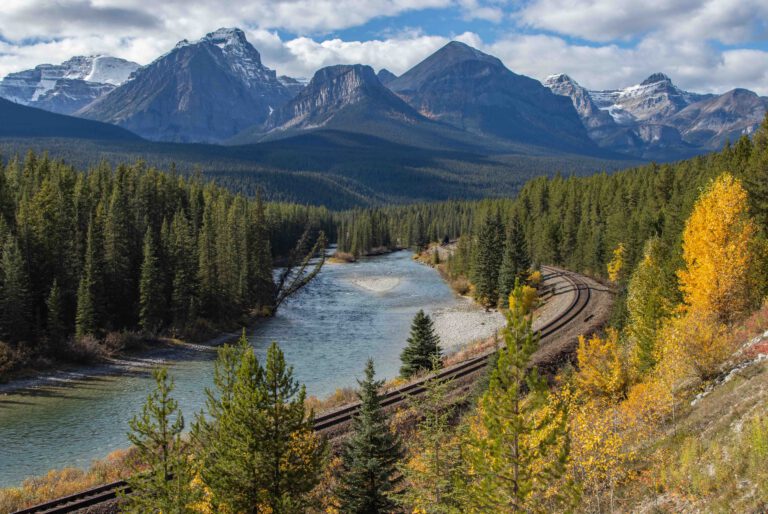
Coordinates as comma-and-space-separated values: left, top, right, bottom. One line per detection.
0, 153, 333, 377
3, 117, 768, 512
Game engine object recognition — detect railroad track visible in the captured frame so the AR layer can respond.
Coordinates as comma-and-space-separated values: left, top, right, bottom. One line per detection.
13, 267, 593, 514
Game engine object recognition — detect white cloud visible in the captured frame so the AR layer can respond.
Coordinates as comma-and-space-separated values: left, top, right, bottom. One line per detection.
0, 0, 766, 97
517, 0, 768, 44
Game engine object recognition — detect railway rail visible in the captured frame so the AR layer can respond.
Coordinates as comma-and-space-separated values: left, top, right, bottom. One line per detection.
13, 266, 596, 514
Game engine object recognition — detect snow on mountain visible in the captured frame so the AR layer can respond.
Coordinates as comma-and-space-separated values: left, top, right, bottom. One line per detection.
79, 27, 301, 142
587, 73, 711, 124
0, 55, 139, 114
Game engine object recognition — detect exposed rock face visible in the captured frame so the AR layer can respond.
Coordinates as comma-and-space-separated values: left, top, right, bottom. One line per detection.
545, 72, 765, 158
0, 56, 139, 114
263, 64, 420, 132
388, 42, 596, 152
669, 88, 767, 148
79, 28, 300, 142
543, 74, 616, 137
589, 73, 711, 125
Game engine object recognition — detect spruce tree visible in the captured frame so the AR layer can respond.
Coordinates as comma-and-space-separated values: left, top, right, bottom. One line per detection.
170, 210, 198, 328
139, 228, 165, 334
400, 310, 442, 378
0, 235, 31, 342
498, 213, 531, 305
472, 210, 504, 308
337, 359, 404, 513
124, 367, 199, 513
46, 279, 65, 345
75, 275, 95, 339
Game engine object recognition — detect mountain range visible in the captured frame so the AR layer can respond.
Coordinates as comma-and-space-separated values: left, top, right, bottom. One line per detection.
544, 73, 768, 159
1, 27, 766, 163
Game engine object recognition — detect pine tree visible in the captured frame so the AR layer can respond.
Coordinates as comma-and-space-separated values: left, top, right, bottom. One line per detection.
498, 213, 531, 304
124, 367, 199, 513
0, 235, 31, 342
75, 275, 95, 340
400, 310, 442, 378
139, 228, 165, 333
197, 333, 324, 513
462, 284, 572, 511
198, 333, 267, 513
472, 210, 504, 308
260, 342, 327, 512
337, 359, 404, 513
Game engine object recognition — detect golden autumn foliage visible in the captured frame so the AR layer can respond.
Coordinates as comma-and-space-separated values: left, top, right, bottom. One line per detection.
508, 284, 538, 315
569, 397, 634, 509
678, 173, 761, 323
655, 309, 732, 381
607, 243, 626, 284
575, 329, 627, 399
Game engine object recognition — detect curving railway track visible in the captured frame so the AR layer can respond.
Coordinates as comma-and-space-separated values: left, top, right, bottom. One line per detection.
12, 266, 599, 514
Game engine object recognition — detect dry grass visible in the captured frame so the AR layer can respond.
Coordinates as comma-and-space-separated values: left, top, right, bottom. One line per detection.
329, 251, 356, 263
0, 448, 135, 513
306, 387, 359, 413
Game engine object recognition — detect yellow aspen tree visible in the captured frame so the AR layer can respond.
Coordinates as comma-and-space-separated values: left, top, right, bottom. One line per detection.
678, 173, 760, 323
569, 398, 633, 513
607, 243, 626, 283
575, 329, 627, 400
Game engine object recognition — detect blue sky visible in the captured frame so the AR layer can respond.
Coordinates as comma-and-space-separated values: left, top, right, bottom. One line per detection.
1, 0, 767, 94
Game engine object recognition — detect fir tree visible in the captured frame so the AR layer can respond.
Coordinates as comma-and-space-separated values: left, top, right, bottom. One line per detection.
337, 359, 404, 513
498, 213, 531, 304
400, 310, 442, 378
139, 228, 165, 333
124, 367, 199, 513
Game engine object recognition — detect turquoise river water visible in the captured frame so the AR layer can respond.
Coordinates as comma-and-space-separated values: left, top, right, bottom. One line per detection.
0, 251, 470, 488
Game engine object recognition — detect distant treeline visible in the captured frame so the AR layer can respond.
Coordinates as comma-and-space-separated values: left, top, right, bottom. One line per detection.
336, 116, 768, 320
0, 152, 333, 374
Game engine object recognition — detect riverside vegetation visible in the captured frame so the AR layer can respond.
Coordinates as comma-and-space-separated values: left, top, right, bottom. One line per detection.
3, 116, 768, 512
0, 154, 332, 379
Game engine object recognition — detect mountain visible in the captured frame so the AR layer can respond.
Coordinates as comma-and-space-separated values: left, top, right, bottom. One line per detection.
543, 74, 616, 137
387, 41, 597, 153
0, 55, 139, 114
0, 97, 141, 140
545, 72, 766, 158
79, 28, 299, 143
231, 64, 495, 151
588, 73, 712, 125
377, 69, 398, 85
668, 88, 767, 148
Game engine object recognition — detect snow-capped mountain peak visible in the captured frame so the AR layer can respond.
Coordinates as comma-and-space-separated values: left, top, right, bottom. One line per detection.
0, 55, 139, 113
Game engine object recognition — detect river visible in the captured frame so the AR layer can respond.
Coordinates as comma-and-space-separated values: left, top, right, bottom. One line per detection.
0, 251, 503, 488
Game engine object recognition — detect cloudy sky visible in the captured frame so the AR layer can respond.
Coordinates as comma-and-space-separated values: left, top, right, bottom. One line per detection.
1, 0, 767, 94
